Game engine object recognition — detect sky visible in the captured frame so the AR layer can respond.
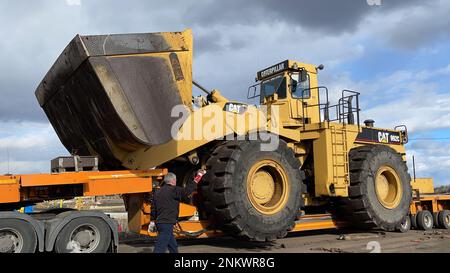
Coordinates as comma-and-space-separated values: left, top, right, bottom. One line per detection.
0, 0, 449, 185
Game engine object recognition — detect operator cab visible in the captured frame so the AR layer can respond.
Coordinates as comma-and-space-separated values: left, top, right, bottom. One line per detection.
249, 60, 321, 125
248, 60, 360, 127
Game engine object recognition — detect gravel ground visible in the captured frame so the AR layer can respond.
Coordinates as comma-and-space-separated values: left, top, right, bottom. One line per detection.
117, 228, 450, 253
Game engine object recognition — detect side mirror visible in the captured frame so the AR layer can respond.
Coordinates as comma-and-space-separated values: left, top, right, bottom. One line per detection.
300, 70, 308, 82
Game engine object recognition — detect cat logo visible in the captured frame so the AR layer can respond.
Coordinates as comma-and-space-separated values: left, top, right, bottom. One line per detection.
225, 103, 247, 114
378, 132, 389, 143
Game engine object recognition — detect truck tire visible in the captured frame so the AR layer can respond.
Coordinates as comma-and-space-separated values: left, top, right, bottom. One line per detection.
433, 212, 440, 228
344, 145, 412, 231
417, 210, 433, 230
55, 217, 111, 253
201, 137, 303, 241
438, 210, 450, 229
0, 219, 37, 253
397, 215, 411, 233
410, 214, 418, 229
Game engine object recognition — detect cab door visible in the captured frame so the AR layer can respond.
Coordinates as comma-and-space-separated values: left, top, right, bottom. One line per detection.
289, 71, 320, 124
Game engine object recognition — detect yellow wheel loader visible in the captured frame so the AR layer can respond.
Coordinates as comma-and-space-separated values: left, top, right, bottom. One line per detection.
35, 29, 412, 241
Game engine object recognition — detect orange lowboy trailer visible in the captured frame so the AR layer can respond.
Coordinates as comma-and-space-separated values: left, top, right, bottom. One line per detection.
0, 167, 344, 253
0, 167, 449, 253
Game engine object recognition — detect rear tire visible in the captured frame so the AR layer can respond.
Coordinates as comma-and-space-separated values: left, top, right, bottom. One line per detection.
343, 145, 412, 231
417, 210, 433, 231
201, 137, 304, 241
438, 210, 450, 229
55, 217, 111, 253
0, 219, 37, 253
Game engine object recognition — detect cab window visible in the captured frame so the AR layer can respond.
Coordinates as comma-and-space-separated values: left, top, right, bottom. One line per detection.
291, 73, 310, 99
260, 75, 286, 102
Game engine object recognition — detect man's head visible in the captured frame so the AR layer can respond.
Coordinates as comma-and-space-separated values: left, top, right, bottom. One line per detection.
163, 172, 177, 186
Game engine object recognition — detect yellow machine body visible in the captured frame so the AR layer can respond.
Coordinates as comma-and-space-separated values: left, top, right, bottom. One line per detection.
36, 29, 409, 205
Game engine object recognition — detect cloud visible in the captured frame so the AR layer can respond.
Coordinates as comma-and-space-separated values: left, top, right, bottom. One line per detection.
0, 0, 447, 123
66, 0, 81, 6
406, 140, 450, 186
361, 0, 450, 50
193, 22, 366, 101
184, 0, 422, 35
0, 160, 50, 175
0, 1, 88, 122
0, 121, 67, 174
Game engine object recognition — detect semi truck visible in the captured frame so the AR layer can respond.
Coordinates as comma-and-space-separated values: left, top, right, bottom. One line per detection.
1, 29, 449, 253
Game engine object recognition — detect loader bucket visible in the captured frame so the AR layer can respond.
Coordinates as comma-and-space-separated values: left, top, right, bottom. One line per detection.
35, 30, 193, 168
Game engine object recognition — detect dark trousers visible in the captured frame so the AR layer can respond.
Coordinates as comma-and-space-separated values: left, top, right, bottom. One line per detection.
153, 223, 178, 253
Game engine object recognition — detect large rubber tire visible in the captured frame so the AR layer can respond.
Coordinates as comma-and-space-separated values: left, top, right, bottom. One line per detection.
343, 145, 412, 231
201, 138, 303, 241
438, 210, 450, 229
410, 214, 418, 229
0, 219, 37, 253
416, 210, 433, 231
433, 212, 440, 228
55, 217, 111, 253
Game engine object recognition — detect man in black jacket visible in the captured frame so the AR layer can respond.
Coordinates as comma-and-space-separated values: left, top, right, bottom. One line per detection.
151, 170, 205, 253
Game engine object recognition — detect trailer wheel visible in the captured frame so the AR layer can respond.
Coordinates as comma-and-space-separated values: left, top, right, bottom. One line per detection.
397, 215, 411, 233
410, 214, 418, 229
55, 217, 111, 253
438, 210, 450, 229
417, 210, 433, 231
201, 137, 303, 241
433, 212, 440, 228
0, 219, 37, 253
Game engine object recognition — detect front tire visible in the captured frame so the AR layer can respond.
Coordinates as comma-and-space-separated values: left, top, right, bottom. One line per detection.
201, 137, 303, 241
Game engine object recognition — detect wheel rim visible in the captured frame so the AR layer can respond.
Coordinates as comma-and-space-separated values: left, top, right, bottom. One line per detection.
446, 214, 450, 225
375, 165, 403, 209
424, 214, 432, 228
246, 159, 290, 215
0, 228, 24, 253
67, 224, 101, 253
401, 218, 409, 229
